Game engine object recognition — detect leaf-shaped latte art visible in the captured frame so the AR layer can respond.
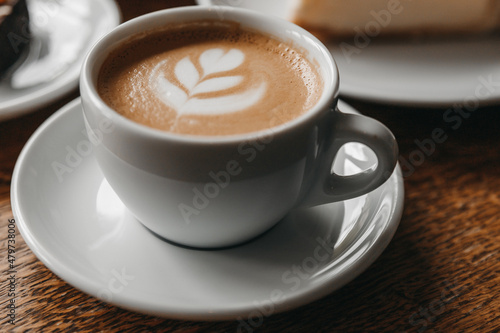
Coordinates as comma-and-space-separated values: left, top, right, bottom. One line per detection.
199, 48, 245, 76
149, 48, 265, 116
175, 57, 199, 91
149, 60, 188, 112
191, 76, 243, 95
182, 83, 267, 115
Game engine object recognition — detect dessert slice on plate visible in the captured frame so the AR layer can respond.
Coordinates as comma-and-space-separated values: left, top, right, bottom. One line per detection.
0, 0, 30, 77
291, 0, 500, 39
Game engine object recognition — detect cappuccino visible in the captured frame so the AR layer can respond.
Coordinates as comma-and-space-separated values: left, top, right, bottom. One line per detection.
98, 20, 323, 136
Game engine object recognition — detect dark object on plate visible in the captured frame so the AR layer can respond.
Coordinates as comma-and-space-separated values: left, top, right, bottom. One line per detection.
0, 0, 30, 78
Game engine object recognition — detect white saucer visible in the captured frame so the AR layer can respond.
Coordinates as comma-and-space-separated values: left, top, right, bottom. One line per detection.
198, 0, 500, 107
11, 98, 404, 320
0, 0, 121, 121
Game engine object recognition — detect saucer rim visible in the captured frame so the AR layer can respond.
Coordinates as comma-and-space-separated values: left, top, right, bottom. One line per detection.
11, 98, 404, 320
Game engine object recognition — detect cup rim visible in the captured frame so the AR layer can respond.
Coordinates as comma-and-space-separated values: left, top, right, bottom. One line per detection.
81, 5, 339, 144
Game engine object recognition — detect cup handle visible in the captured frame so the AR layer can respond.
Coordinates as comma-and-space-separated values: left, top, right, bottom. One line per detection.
299, 107, 399, 207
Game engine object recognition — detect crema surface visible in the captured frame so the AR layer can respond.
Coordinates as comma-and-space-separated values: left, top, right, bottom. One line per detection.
98, 21, 323, 136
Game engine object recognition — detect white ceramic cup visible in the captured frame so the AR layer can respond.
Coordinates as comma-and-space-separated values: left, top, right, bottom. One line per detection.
80, 6, 399, 248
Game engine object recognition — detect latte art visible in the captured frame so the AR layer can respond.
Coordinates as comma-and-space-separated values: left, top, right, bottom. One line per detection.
150, 48, 267, 116
98, 21, 323, 136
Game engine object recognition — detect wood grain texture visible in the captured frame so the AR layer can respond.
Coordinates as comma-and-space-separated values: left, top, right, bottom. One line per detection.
1, 1, 500, 332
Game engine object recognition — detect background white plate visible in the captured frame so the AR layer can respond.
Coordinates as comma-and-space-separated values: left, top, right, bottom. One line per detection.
0, 0, 121, 121
197, 0, 500, 107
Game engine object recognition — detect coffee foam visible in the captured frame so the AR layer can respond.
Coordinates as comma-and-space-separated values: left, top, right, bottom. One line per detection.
98, 20, 323, 136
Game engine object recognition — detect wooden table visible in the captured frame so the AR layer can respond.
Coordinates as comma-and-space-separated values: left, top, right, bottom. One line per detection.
1, 1, 499, 332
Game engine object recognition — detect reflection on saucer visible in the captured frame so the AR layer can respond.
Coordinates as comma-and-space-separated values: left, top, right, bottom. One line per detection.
333, 142, 377, 176
89, 179, 128, 251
